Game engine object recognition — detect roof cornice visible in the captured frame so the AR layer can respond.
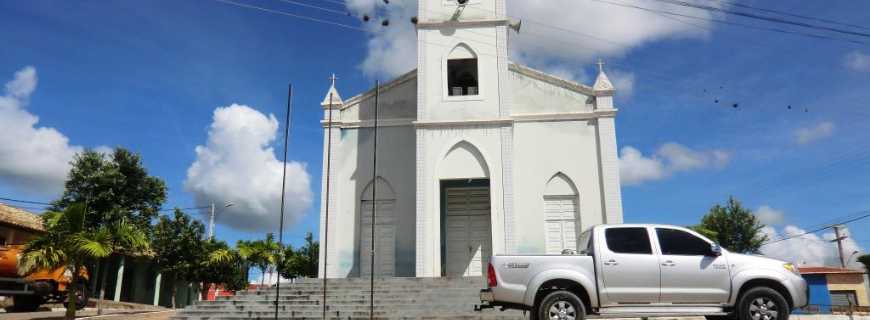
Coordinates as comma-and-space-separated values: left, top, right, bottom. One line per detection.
509, 63, 596, 96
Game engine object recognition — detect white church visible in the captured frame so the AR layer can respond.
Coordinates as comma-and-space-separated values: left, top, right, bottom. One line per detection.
318, 0, 624, 279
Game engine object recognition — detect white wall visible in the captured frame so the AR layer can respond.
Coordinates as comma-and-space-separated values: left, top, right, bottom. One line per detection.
511, 120, 607, 253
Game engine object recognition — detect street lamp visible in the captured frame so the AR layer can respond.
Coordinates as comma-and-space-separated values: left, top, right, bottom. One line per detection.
846, 250, 861, 266
208, 201, 234, 240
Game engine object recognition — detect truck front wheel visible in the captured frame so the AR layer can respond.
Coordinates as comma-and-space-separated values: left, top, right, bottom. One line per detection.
12, 295, 42, 312
537, 290, 586, 320
737, 287, 789, 320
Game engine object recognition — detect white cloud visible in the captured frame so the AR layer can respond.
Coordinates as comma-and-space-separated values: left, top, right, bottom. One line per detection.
755, 205, 785, 226
619, 142, 731, 186
346, 0, 715, 79
509, 1, 713, 64
609, 70, 635, 98
844, 51, 870, 72
760, 225, 864, 268
184, 104, 313, 232
794, 121, 835, 145
0, 66, 82, 194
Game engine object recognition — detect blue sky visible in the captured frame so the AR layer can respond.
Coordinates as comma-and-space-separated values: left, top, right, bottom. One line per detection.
1, 0, 869, 266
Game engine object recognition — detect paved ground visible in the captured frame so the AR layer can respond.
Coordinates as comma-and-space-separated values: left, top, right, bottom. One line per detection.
1, 311, 867, 320
0, 309, 176, 320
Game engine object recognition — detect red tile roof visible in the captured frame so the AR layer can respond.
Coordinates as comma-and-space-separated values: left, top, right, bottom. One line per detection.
799, 266, 865, 275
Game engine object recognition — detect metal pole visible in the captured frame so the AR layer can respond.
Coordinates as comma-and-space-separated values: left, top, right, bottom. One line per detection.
833, 225, 847, 268
370, 81, 380, 320
275, 84, 293, 320
323, 75, 336, 320
208, 202, 215, 240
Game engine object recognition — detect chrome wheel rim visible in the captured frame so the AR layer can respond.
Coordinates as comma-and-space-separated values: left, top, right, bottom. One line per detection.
547, 299, 577, 320
749, 297, 778, 320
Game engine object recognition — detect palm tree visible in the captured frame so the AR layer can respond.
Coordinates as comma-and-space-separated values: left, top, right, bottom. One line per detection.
240, 234, 281, 287
17, 203, 113, 320
95, 212, 150, 315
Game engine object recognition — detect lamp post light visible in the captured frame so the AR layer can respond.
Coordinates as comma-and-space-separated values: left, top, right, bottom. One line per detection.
208, 202, 234, 240
846, 250, 860, 267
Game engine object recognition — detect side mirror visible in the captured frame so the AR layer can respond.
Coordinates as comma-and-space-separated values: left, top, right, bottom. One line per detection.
561, 249, 576, 255
709, 244, 722, 257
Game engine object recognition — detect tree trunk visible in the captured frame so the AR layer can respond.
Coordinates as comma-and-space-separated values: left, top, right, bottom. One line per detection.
171, 279, 177, 309
260, 267, 266, 287
65, 266, 78, 320
98, 258, 109, 315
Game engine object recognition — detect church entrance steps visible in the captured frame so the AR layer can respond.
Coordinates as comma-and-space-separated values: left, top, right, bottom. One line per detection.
172, 277, 527, 319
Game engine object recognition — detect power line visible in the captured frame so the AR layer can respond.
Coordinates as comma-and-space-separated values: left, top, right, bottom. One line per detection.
214, 0, 367, 32
761, 210, 870, 247
641, 0, 870, 39
702, 0, 870, 32
591, 0, 866, 45
0, 196, 52, 206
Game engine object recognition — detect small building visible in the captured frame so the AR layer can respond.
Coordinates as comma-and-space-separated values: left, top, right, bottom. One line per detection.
0, 203, 200, 308
0, 202, 44, 245
800, 266, 869, 313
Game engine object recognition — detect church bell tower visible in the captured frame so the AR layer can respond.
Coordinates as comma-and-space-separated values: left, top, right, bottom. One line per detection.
415, 0, 512, 121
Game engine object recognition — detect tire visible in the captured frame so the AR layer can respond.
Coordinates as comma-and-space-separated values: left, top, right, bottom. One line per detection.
64, 281, 90, 310
12, 295, 42, 312
536, 290, 586, 320
736, 287, 789, 320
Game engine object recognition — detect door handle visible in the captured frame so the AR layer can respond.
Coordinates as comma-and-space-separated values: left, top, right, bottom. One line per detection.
661, 260, 675, 267
604, 259, 618, 266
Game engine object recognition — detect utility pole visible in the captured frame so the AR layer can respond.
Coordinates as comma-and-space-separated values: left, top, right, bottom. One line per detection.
207, 202, 233, 241
208, 202, 216, 240
832, 225, 848, 268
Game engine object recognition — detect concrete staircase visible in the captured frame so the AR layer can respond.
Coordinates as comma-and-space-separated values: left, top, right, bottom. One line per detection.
172, 277, 528, 320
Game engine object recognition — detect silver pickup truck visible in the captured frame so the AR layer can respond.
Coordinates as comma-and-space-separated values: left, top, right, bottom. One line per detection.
479, 224, 807, 320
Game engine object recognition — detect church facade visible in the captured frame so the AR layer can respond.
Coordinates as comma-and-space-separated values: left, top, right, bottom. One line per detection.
318, 0, 624, 278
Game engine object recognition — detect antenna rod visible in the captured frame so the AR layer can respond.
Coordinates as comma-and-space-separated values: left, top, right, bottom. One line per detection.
369, 80, 380, 320
322, 77, 335, 320
275, 83, 293, 320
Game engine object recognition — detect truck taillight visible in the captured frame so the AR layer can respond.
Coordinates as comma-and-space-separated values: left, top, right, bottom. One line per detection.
487, 263, 497, 288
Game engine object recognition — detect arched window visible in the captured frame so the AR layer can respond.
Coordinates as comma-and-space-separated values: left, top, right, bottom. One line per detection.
447, 44, 478, 96
543, 173, 581, 254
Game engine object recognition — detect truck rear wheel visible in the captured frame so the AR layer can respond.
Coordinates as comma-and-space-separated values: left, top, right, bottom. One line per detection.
12, 295, 42, 312
537, 290, 585, 320
737, 287, 789, 320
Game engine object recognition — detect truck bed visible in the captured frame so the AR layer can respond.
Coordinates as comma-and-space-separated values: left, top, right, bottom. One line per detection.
488, 254, 596, 307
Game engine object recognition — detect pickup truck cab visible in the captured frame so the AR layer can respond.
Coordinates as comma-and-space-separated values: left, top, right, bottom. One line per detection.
480, 224, 807, 320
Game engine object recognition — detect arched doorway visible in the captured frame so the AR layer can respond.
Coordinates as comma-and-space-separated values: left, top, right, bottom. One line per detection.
438, 141, 492, 277
543, 173, 581, 254
359, 177, 396, 277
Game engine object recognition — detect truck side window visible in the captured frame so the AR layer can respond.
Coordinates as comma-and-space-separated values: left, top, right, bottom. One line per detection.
605, 227, 652, 254
656, 228, 709, 255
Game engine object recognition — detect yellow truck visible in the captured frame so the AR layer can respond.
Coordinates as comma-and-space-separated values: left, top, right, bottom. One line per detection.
0, 203, 89, 312
0, 244, 90, 312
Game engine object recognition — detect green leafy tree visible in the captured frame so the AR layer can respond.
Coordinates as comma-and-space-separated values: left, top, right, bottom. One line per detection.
696, 196, 768, 253
247, 233, 281, 287
52, 148, 167, 231
204, 242, 249, 292
278, 232, 319, 279
17, 204, 113, 320
50, 148, 167, 306
152, 209, 205, 308
858, 254, 870, 274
